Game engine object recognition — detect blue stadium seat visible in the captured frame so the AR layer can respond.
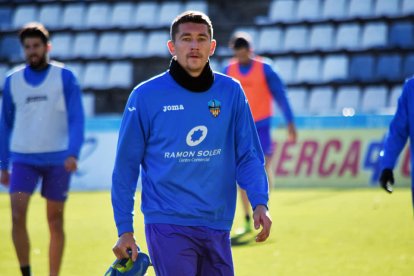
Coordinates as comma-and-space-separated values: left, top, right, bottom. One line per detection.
308, 86, 334, 115
361, 86, 387, 114
83, 62, 109, 89
185, 1, 208, 14
257, 27, 283, 54
82, 93, 95, 117
145, 31, 170, 57
12, 5, 38, 29
335, 86, 360, 114
272, 57, 296, 84
64, 62, 84, 84
158, 2, 184, 27
110, 2, 135, 28
0, 35, 22, 62
309, 24, 334, 50
389, 22, 414, 49
349, 54, 375, 81
287, 87, 308, 115
0, 7, 13, 30
50, 33, 73, 59
348, 0, 374, 18
402, 0, 414, 15
268, 0, 297, 23
376, 54, 401, 81
62, 3, 86, 29
403, 54, 414, 78
389, 85, 402, 111
85, 3, 111, 29
121, 32, 147, 58
283, 26, 308, 52
132, 2, 158, 27
72, 33, 97, 58
322, 0, 347, 20
38, 4, 62, 29
322, 55, 348, 82
335, 23, 360, 50
233, 27, 259, 45
107, 62, 133, 89
97, 32, 122, 58
361, 22, 388, 49
296, 0, 321, 22
375, 0, 400, 17
296, 56, 321, 83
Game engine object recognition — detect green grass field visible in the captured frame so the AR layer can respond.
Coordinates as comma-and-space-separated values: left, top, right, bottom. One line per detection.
0, 188, 413, 276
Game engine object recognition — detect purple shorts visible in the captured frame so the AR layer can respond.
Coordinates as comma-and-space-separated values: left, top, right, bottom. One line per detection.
256, 123, 273, 156
10, 162, 71, 201
145, 223, 234, 276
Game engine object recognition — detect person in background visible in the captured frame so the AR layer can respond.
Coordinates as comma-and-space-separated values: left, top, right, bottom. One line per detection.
223, 32, 297, 234
379, 77, 414, 209
0, 22, 85, 276
110, 11, 272, 275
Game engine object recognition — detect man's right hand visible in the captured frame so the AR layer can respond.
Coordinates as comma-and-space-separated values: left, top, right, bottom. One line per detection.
0, 170, 9, 187
379, 168, 394, 193
112, 232, 139, 262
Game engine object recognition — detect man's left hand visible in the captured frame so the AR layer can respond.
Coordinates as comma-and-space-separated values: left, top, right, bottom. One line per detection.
64, 156, 78, 172
253, 205, 272, 242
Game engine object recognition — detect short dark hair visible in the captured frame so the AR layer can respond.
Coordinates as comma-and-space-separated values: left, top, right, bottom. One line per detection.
170, 11, 213, 41
229, 32, 252, 50
19, 22, 49, 45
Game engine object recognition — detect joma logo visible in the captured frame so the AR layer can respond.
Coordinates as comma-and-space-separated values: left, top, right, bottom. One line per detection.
163, 104, 184, 112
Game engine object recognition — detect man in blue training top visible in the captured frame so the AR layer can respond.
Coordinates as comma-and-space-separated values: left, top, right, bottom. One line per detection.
224, 32, 297, 234
111, 11, 272, 275
379, 77, 414, 209
0, 22, 85, 276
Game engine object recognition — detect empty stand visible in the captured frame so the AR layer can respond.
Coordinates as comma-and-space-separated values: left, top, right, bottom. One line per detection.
321, 0, 347, 20
273, 57, 296, 84
349, 54, 375, 82
296, 56, 321, 83
50, 33, 74, 59
107, 62, 133, 89
296, 0, 321, 22
360, 86, 387, 114
85, 3, 111, 29
132, 2, 158, 27
389, 22, 414, 49
184, 1, 208, 14
268, 0, 297, 23
348, 0, 374, 19
283, 26, 308, 52
402, 54, 414, 78
309, 24, 334, 50
287, 87, 308, 115
145, 31, 170, 57
389, 85, 402, 110
257, 27, 283, 54
158, 2, 184, 27
0, 7, 12, 30
376, 54, 401, 81
322, 55, 348, 82
375, 0, 400, 17
308, 86, 334, 115
110, 2, 135, 28
97, 32, 122, 58
83, 62, 108, 89
361, 22, 388, 49
72, 33, 98, 58
38, 4, 62, 29
335, 86, 360, 114
12, 5, 38, 29
62, 3, 86, 29
0, 35, 22, 62
335, 23, 360, 50
402, 0, 414, 15
121, 31, 147, 58
64, 62, 84, 84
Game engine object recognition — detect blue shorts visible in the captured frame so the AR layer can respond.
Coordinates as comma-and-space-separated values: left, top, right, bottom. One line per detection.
10, 162, 71, 201
256, 123, 273, 156
145, 223, 234, 276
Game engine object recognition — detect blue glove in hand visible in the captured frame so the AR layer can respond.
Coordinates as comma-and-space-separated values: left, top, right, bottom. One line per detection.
379, 168, 394, 193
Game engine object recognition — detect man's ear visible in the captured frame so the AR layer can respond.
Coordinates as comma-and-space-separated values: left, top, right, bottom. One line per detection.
167, 40, 175, 56
209, 39, 217, 56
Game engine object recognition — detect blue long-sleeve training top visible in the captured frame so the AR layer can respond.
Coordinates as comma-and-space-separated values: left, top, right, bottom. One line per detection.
112, 71, 269, 236
0, 62, 85, 170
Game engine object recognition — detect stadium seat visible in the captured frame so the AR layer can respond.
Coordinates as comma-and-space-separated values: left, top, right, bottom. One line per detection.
0, 35, 22, 62
322, 55, 348, 82
72, 33, 98, 58
12, 5, 38, 29
283, 26, 308, 52
375, 0, 400, 17
268, 0, 297, 23
389, 85, 402, 111
97, 32, 122, 58
321, 0, 347, 20
50, 33, 73, 59
145, 31, 170, 57
334, 86, 360, 114
233, 27, 259, 46
110, 2, 135, 28
287, 87, 308, 115
361, 22, 388, 49
376, 54, 401, 81
296, 0, 321, 22
349, 54, 375, 82
38, 4, 62, 29
85, 3, 111, 29
309, 24, 334, 50
402, 54, 414, 78
257, 27, 283, 54
402, 0, 414, 15
295, 56, 321, 83
389, 22, 414, 49
83, 62, 109, 89
64, 62, 84, 84
0, 63, 9, 90
0, 7, 13, 30
308, 87, 334, 115
82, 93, 95, 117
107, 61, 133, 89
360, 86, 387, 114
335, 23, 360, 50
157, 2, 184, 27
272, 57, 296, 84
62, 3, 86, 29
121, 31, 147, 58
348, 0, 374, 18
184, 1, 208, 14
132, 2, 158, 27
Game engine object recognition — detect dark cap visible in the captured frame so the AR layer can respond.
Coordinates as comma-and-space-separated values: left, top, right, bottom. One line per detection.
229, 31, 252, 50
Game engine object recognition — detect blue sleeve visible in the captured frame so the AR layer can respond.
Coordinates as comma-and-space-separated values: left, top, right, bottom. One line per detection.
0, 77, 14, 170
263, 63, 294, 123
380, 80, 411, 170
234, 84, 269, 209
62, 68, 85, 158
111, 88, 149, 236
